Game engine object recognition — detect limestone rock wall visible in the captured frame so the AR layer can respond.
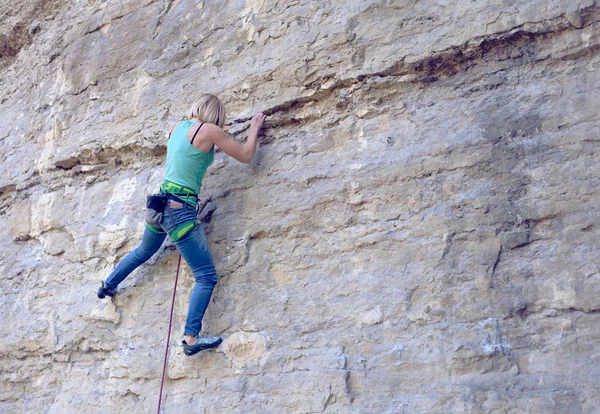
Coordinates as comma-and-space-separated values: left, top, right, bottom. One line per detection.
1, 0, 599, 412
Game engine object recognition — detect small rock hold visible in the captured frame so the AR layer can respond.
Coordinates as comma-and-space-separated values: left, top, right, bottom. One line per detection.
7, 201, 32, 241
39, 231, 72, 256
29, 21, 42, 35
89, 300, 120, 324
356, 108, 371, 118
357, 306, 384, 327
566, 10, 584, 29
221, 331, 267, 366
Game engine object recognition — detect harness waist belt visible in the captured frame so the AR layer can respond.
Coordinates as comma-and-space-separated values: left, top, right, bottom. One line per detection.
160, 180, 197, 198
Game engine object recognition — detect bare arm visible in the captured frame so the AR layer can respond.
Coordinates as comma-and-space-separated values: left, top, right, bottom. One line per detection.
211, 113, 266, 164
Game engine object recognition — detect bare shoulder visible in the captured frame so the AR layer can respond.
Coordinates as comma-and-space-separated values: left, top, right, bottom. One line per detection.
201, 122, 226, 137
188, 122, 226, 152
199, 123, 228, 145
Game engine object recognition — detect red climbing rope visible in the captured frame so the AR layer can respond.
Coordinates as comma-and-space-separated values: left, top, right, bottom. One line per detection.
157, 254, 182, 414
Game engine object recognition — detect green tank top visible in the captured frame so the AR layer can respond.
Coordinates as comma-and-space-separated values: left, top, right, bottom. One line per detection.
164, 120, 214, 196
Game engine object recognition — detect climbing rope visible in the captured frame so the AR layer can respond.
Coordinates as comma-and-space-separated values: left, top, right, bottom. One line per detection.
157, 254, 182, 413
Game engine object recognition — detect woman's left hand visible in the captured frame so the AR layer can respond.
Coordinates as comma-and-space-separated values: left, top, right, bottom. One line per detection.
250, 113, 267, 134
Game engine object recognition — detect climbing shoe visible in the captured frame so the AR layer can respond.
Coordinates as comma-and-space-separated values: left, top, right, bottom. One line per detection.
182, 336, 223, 356
97, 281, 116, 299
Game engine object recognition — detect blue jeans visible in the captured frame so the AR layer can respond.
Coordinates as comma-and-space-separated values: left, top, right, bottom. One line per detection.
105, 194, 217, 337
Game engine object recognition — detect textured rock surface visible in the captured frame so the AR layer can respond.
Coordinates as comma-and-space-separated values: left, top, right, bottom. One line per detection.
1, 0, 599, 412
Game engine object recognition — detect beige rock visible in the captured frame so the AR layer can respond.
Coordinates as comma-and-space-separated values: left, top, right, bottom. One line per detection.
88, 300, 120, 324
38, 230, 72, 256
6, 200, 31, 241
357, 306, 384, 327
0, 0, 599, 412
566, 10, 584, 28
221, 331, 267, 367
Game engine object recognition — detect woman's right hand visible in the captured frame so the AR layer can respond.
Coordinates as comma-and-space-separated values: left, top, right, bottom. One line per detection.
250, 113, 267, 134
209, 112, 267, 164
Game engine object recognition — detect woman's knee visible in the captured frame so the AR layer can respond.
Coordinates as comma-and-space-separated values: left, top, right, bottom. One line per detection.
193, 265, 217, 286
133, 246, 156, 262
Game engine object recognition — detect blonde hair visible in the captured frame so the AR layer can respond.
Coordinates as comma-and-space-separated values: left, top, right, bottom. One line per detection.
187, 93, 226, 128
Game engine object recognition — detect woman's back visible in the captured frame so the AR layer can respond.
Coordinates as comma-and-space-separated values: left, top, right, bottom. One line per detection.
164, 120, 215, 195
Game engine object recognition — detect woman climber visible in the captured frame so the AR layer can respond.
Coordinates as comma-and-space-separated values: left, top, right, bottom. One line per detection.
97, 93, 266, 356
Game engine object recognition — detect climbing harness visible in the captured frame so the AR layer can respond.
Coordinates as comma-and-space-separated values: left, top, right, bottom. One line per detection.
161, 179, 197, 197
160, 179, 199, 208
157, 254, 182, 414
151, 180, 202, 242
146, 185, 201, 242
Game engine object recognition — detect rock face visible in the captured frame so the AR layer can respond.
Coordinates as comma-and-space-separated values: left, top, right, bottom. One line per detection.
1, 0, 599, 412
